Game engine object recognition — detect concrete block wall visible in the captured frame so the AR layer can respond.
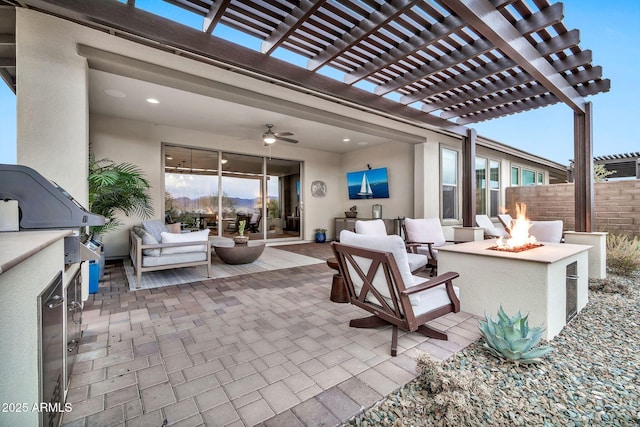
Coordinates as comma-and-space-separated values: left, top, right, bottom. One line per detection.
506, 180, 640, 238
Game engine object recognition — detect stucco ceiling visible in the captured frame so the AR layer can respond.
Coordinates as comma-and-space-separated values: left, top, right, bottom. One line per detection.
89, 69, 421, 154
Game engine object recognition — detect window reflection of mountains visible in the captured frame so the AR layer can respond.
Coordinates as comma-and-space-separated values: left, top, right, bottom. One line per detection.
169, 196, 271, 212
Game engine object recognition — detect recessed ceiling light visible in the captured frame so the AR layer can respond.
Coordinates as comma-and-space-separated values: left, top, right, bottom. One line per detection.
165, 155, 173, 160
342, 138, 350, 142
146, 98, 160, 104
221, 159, 228, 164
104, 89, 126, 98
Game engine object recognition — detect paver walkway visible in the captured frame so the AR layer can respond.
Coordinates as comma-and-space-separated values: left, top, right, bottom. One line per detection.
62, 243, 480, 426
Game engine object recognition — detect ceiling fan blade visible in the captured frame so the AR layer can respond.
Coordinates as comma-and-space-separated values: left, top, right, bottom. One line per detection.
276, 136, 299, 144
275, 131, 293, 137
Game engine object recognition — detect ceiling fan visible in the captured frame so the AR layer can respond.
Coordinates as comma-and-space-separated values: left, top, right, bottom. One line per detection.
262, 124, 298, 145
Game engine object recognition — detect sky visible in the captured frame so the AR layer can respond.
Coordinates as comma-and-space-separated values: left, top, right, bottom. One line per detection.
0, 0, 638, 166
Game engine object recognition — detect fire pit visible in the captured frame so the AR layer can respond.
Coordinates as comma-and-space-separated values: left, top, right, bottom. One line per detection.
489, 203, 543, 252
438, 239, 591, 340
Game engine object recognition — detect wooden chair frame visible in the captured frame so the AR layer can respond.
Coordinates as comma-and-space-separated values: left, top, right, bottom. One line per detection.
331, 242, 460, 356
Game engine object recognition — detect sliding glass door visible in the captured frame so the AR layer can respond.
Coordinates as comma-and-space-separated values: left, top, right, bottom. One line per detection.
164, 144, 301, 240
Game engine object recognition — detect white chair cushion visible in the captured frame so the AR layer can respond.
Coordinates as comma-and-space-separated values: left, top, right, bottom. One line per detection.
339, 230, 421, 305
529, 220, 563, 243
411, 279, 460, 316
160, 229, 210, 254
404, 218, 446, 246
406, 252, 428, 272
355, 219, 387, 235
141, 231, 161, 257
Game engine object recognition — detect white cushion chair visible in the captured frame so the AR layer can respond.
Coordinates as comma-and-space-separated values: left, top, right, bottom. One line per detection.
529, 220, 564, 243
355, 219, 428, 273
332, 230, 460, 356
403, 217, 452, 275
475, 214, 509, 239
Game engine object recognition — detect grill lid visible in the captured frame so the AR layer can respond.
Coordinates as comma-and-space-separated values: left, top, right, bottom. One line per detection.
0, 164, 105, 229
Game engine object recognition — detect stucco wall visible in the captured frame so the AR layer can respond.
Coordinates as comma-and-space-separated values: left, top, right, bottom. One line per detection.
506, 180, 640, 238
340, 141, 414, 220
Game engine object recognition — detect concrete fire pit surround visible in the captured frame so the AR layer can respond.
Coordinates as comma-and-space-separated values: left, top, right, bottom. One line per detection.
438, 239, 591, 340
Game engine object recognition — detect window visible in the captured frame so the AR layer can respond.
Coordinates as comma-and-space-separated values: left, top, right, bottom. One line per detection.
489, 160, 500, 217
441, 148, 457, 220
511, 166, 520, 186
522, 169, 536, 186
537, 172, 544, 185
475, 157, 501, 217
475, 157, 487, 215
164, 145, 301, 240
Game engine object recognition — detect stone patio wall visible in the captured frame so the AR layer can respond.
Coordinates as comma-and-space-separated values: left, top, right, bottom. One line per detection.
506, 180, 640, 238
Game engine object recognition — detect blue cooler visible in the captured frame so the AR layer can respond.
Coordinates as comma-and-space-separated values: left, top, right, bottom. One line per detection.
89, 260, 99, 293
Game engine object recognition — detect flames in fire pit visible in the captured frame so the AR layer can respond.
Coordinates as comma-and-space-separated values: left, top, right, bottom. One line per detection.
490, 203, 543, 252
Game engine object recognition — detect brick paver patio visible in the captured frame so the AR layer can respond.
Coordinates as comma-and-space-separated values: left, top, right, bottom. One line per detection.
61, 243, 480, 426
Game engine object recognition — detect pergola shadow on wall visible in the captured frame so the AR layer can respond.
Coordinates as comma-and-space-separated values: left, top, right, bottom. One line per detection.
1, 0, 610, 230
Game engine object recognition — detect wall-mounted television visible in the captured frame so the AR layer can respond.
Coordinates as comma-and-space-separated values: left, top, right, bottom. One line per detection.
347, 167, 390, 199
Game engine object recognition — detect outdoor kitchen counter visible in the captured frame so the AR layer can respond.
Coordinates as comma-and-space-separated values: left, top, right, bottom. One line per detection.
0, 229, 72, 274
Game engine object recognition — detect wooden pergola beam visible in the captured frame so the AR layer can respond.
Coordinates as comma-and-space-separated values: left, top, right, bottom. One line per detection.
441, 0, 586, 114
202, 0, 230, 34
574, 102, 593, 232
261, 0, 326, 55
307, 0, 422, 71
462, 128, 477, 227
374, 3, 563, 96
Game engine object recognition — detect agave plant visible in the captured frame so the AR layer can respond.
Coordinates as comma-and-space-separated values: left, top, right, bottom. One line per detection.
479, 306, 553, 364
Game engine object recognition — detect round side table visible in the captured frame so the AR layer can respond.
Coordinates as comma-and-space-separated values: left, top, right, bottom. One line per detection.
326, 257, 348, 303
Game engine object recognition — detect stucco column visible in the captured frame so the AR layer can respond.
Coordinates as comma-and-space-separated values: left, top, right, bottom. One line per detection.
413, 141, 440, 218
15, 9, 89, 206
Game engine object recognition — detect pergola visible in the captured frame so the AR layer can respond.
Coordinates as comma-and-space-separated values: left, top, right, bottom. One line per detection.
0, 0, 610, 230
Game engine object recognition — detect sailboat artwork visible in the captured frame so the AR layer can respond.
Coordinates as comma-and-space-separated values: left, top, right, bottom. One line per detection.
347, 167, 390, 200
357, 173, 373, 197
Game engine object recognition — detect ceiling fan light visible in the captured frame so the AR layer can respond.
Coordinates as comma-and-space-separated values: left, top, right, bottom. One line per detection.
263, 131, 276, 144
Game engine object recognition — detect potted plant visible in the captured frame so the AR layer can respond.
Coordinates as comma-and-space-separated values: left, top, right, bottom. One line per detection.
314, 228, 327, 243
234, 220, 249, 245
88, 151, 154, 279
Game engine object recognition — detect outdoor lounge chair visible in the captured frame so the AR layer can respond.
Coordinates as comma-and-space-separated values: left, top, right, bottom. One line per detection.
498, 214, 514, 233
475, 214, 509, 239
355, 219, 428, 273
247, 213, 261, 233
403, 217, 457, 276
331, 231, 460, 356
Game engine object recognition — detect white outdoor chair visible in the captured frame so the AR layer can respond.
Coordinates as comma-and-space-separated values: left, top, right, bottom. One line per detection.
403, 217, 456, 276
475, 214, 509, 239
331, 231, 460, 356
355, 219, 428, 273
529, 220, 564, 243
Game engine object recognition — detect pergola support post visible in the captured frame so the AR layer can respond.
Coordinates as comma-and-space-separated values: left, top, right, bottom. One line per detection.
462, 128, 476, 227
574, 101, 593, 232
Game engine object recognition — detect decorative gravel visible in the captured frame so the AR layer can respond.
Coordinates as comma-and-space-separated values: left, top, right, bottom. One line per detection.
343, 272, 640, 426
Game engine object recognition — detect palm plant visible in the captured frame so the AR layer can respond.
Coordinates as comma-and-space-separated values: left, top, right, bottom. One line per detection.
88, 151, 154, 236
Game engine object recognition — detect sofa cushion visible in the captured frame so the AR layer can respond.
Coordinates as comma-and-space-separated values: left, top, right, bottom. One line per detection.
141, 231, 161, 256
160, 229, 210, 254
142, 251, 207, 267
143, 219, 168, 242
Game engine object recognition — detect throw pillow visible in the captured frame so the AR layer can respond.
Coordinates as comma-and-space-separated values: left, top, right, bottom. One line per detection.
161, 229, 210, 255
141, 231, 161, 256
142, 219, 168, 242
